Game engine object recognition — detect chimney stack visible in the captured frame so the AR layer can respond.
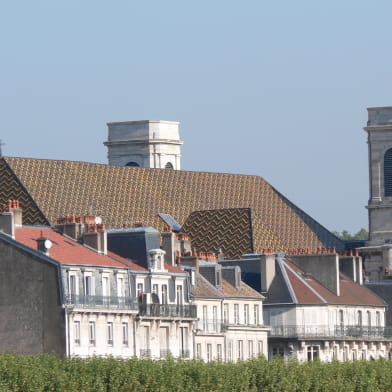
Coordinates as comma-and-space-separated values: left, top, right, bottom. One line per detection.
0, 200, 22, 239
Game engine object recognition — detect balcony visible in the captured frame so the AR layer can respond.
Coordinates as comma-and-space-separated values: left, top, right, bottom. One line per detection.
196, 319, 224, 334
138, 304, 197, 319
65, 295, 138, 310
269, 325, 392, 340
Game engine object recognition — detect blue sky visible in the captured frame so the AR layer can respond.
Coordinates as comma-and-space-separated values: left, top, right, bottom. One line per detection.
1, 1, 392, 233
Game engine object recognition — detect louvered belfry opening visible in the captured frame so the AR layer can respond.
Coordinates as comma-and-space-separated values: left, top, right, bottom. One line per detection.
384, 148, 392, 196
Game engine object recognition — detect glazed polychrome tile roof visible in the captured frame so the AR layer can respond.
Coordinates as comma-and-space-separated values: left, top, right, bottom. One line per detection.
182, 208, 286, 259
0, 157, 344, 257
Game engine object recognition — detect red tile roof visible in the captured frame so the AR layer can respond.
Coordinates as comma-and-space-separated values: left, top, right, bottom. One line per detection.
15, 227, 146, 270
281, 259, 385, 306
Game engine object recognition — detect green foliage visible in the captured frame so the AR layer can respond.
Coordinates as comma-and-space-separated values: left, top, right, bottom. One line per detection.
333, 228, 369, 241
1, 354, 392, 392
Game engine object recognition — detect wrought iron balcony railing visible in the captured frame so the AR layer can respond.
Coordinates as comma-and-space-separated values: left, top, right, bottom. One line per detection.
65, 295, 138, 310
138, 304, 197, 318
196, 319, 223, 333
269, 325, 392, 339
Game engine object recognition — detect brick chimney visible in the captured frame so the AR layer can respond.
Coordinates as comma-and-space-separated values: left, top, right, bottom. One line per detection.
83, 223, 107, 255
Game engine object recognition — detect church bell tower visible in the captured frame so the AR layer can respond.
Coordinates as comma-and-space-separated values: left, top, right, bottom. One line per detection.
104, 120, 183, 169
365, 107, 392, 245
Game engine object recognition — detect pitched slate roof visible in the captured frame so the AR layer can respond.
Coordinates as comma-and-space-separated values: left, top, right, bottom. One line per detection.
14, 226, 146, 270
265, 258, 385, 307
0, 157, 344, 256
191, 272, 262, 300
191, 273, 224, 299
220, 278, 263, 299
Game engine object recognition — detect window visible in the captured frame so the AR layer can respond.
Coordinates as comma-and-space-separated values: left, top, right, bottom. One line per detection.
176, 285, 183, 305
122, 322, 128, 346
196, 343, 202, 359
223, 303, 229, 324
152, 284, 159, 295
234, 304, 240, 324
244, 304, 249, 325
238, 340, 244, 360
384, 148, 392, 196
161, 284, 168, 304
126, 161, 140, 167
102, 276, 109, 297
165, 162, 174, 169
343, 346, 348, 361
367, 311, 372, 327
73, 321, 80, 345
352, 349, 357, 361
137, 283, 143, 296
117, 276, 124, 297
339, 310, 344, 327
213, 306, 218, 332
228, 341, 233, 362
107, 322, 113, 345
258, 341, 263, 356
362, 350, 367, 360
376, 311, 381, 328
84, 275, 93, 296
248, 340, 254, 359
333, 346, 338, 360
203, 305, 208, 330
207, 344, 212, 362
68, 274, 78, 297
272, 347, 284, 358
307, 346, 319, 361
89, 321, 96, 345
180, 327, 188, 357
357, 310, 362, 327
217, 344, 222, 361
254, 305, 259, 325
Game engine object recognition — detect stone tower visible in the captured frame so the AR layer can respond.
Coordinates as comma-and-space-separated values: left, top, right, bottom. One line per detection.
365, 107, 392, 245
104, 120, 183, 169
360, 107, 392, 281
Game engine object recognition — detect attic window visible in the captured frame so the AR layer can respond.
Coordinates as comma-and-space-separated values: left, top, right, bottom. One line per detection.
126, 161, 140, 167
165, 162, 174, 169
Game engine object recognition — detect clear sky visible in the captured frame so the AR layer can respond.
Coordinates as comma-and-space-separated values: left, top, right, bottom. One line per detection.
1, 1, 392, 234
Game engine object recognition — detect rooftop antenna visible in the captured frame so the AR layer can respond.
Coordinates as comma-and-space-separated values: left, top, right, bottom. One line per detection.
0, 140, 5, 156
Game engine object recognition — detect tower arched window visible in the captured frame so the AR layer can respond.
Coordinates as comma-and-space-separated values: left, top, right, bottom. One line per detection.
384, 148, 392, 196
165, 162, 174, 169
126, 161, 140, 167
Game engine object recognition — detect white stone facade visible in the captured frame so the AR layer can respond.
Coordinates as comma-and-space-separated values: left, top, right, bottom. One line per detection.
104, 120, 183, 169
265, 300, 389, 361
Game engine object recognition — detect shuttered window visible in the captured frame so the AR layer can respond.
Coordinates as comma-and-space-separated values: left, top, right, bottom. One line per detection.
384, 148, 392, 196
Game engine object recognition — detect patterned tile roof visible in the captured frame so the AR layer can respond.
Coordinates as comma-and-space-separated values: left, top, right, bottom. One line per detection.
182, 208, 254, 259
0, 157, 344, 255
